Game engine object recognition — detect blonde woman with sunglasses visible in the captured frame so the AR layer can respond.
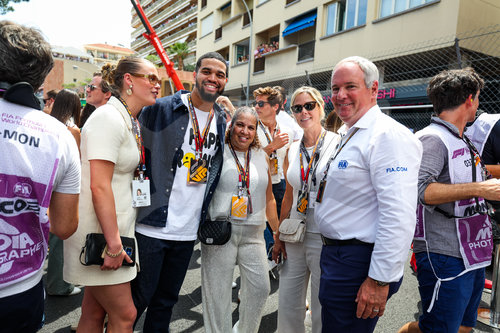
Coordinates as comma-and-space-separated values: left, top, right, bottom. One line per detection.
64, 57, 160, 332
273, 86, 340, 333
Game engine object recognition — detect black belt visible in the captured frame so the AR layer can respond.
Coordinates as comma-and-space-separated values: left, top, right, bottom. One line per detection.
321, 235, 374, 247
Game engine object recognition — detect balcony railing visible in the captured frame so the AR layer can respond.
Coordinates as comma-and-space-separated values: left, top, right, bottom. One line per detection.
150, 0, 190, 28
155, 6, 197, 38
132, 3, 196, 50
138, 25, 196, 58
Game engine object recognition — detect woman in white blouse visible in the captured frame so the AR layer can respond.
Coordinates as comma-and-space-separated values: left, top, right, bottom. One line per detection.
201, 106, 280, 333
273, 86, 340, 333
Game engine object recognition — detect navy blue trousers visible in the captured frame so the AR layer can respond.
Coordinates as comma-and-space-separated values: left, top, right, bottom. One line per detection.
0, 279, 44, 333
131, 233, 195, 333
319, 243, 402, 333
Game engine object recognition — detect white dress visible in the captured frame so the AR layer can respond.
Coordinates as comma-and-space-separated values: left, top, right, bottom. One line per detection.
64, 97, 139, 286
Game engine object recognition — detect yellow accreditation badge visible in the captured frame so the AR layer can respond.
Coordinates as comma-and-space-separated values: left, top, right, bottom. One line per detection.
269, 157, 278, 176
231, 195, 248, 220
297, 191, 308, 214
187, 158, 208, 184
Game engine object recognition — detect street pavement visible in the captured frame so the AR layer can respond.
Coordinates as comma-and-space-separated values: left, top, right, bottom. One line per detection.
41, 243, 499, 332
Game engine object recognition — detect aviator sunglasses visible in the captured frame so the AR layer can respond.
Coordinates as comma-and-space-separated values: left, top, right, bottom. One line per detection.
291, 101, 317, 113
131, 73, 160, 86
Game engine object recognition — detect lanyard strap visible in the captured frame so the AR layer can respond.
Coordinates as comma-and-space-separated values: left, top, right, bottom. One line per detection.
258, 120, 277, 144
228, 143, 251, 194
320, 128, 360, 183
118, 97, 145, 172
188, 94, 215, 159
300, 131, 326, 188
432, 120, 491, 217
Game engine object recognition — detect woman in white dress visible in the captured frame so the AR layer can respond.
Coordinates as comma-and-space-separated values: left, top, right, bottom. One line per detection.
201, 106, 280, 333
273, 86, 340, 333
64, 57, 160, 332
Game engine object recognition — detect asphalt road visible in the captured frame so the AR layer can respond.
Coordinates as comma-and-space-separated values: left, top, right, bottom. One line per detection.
41, 243, 500, 332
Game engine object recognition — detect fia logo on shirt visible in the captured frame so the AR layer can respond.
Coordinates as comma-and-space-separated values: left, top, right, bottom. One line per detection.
338, 160, 348, 169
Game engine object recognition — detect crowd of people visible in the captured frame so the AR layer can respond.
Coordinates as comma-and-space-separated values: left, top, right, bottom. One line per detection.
254, 41, 279, 59
1, 19, 500, 333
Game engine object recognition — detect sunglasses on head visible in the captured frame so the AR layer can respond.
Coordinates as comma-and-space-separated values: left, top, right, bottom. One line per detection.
291, 101, 317, 113
86, 84, 100, 91
252, 100, 271, 108
131, 73, 160, 86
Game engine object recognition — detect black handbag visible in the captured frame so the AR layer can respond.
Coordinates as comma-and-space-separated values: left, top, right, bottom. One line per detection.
79, 233, 136, 267
198, 218, 232, 245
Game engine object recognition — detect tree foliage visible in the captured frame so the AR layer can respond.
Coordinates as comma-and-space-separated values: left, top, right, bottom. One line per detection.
167, 42, 189, 71
0, 0, 29, 15
145, 54, 161, 66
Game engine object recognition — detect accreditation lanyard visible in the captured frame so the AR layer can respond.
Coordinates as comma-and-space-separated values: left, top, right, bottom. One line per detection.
432, 119, 491, 181
258, 120, 278, 157
119, 97, 146, 176
299, 130, 326, 192
316, 127, 359, 203
188, 94, 215, 159
229, 143, 253, 216
432, 119, 492, 217
229, 143, 251, 197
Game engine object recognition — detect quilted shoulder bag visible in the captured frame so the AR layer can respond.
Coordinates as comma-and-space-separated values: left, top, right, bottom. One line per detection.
198, 217, 232, 245
279, 218, 306, 243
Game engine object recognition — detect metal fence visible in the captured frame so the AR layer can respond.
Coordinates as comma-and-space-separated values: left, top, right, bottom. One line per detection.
234, 24, 500, 132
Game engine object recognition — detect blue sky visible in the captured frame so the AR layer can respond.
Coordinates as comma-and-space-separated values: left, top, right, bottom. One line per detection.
2, 0, 134, 48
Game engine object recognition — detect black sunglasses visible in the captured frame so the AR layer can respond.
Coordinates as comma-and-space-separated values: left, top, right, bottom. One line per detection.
86, 84, 100, 91
131, 73, 160, 86
291, 101, 317, 113
252, 100, 271, 108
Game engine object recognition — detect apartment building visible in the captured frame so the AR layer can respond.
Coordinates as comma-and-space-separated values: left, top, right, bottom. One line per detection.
197, 0, 500, 130
42, 46, 100, 97
84, 43, 135, 67
131, 0, 198, 68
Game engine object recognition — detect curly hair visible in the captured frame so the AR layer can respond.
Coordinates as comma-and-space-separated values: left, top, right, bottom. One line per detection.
253, 86, 281, 114
0, 20, 53, 90
427, 67, 484, 115
225, 106, 261, 149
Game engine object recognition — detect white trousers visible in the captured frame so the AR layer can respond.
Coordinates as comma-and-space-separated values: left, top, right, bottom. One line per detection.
277, 232, 322, 333
201, 223, 270, 333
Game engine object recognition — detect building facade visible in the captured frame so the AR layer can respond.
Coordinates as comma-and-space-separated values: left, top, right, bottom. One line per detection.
130, 0, 198, 68
197, 0, 500, 131
83, 43, 135, 67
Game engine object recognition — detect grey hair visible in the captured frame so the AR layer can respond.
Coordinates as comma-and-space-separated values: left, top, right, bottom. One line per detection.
332, 56, 379, 89
225, 106, 261, 149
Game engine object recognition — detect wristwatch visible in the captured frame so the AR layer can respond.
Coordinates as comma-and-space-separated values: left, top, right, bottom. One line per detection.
373, 279, 389, 287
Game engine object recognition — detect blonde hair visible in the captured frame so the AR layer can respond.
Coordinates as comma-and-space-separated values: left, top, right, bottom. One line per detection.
290, 86, 325, 120
101, 56, 150, 96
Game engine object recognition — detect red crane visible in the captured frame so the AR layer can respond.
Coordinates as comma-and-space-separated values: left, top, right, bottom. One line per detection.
130, 0, 184, 92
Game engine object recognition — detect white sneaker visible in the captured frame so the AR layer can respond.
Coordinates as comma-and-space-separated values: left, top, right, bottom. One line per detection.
68, 286, 81, 296
232, 281, 237, 289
